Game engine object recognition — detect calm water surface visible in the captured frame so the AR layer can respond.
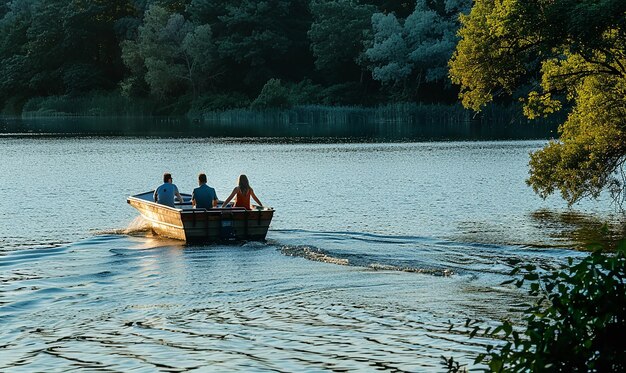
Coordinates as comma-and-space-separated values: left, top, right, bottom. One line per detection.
0, 136, 618, 371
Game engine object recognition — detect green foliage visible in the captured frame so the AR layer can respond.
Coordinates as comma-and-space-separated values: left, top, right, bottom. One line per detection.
121, 5, 216, 99
308, 0, 375, 79
450, 0, 626, 205
480, 248, 626, 371
440, 355, 467, 373
364, 1, 414, 18
0, 0, 135, 108
320, 82, 372, 106
449, 0, 536, 112
182, 24, 215, 91
21, 92, 158, 117
286, 79, 324, 105
527, 71, 626, 205
216, 1, 291, 66
211, 0, 312, 89
365, 0, 470, 89
152, 0, 190, 13
250, 79, 291, 109
0, 0, 570, 116
365, 12, 411, 83
0, 2, 9, 18
63, 64, 109, 95
0, 1, 31, 66
0, 1, 148, 110
190, 92, 250, 112
155, 93, 193, 115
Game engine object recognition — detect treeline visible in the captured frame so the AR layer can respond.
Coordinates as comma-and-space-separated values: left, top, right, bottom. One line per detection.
0, 0, 472, 115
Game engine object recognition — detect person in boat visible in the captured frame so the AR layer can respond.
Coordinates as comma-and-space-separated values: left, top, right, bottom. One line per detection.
191, 173, 218, 209
154, 172, 184, 208
221, 174, 262, 210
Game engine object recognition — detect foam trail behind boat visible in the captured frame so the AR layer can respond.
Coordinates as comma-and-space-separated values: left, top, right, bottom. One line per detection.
124, 216, 150, 235
92, 216, 151, 236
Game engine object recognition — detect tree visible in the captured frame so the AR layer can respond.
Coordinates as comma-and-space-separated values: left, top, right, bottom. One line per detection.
449, 0, 626, 205
131, 0, 191, 14
0, 2, 10, 18
121, 5, 216, 98
220, 0, 311, 87
404, 0, 470, 82
182, 24, 216, 94
59, 0, 136, 93
187, 0, 312, 93
187, 0, 230, 27
308, 0, 376, 81
250, 78, 291, 109
365, 12, 412, 84
0, 0, 135, 108
0, 0, 36, 108
364, 0, 470, 99
364, 0, 414, 18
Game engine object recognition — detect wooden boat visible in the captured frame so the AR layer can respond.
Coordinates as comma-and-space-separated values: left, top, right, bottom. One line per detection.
127, 191, 274, 242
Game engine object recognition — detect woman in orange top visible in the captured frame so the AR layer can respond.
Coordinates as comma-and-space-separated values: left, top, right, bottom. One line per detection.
222, 174, 263, 210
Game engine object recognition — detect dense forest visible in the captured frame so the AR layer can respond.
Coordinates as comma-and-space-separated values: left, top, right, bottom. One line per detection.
0, 0, 474, 115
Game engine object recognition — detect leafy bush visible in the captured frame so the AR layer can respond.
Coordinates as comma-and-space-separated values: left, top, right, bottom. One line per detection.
120, 76, 149, 98
154, 94, 193, 115
191, 92, 250, 112
321, 82, 370, 106
250, 78, 292, 109
286, 79, 324, 105
63, 63, 110, 94
445, 247, 626, 372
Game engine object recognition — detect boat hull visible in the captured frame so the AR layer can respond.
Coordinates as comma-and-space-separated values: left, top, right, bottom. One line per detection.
127, 192, 274, 242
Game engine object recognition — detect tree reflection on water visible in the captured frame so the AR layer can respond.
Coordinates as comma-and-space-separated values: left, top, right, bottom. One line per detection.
530, 209, 626, 250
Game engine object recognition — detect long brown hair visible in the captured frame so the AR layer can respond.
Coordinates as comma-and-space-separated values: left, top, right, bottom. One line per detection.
238, 174, 250, 195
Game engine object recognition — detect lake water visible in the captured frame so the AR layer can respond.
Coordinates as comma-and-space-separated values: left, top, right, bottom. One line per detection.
0, 129, 620, 371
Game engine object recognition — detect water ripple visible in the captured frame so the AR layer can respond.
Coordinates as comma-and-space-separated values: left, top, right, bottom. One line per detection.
0, 234, 532, 371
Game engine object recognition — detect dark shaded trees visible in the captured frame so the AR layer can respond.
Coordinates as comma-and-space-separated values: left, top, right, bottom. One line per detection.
308, 0, 376, 82
121, 5, 216, 99
0, 0, 34, 111
0, 0, 484, 113
365, 0, 470, 101
0, 0, 135, 111
204, 0, 312, 91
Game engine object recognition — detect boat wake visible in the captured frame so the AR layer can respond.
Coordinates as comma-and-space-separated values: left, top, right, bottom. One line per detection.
94, 224, 584, 280
278, 244, 454, 276
280, 245, 349, 266
92, 216, 151, 236
271, 229, 460, 276
270, 229, 584, 278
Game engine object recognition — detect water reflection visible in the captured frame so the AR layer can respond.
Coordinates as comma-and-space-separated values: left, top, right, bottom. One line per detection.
530, 209, 626, 250
0, 115, 557, 141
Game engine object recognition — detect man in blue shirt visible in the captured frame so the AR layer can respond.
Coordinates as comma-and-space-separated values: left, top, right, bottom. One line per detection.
192, 173, 218, 209
154, 172, 184, 208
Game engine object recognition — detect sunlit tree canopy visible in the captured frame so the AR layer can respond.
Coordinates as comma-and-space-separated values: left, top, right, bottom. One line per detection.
449, 0, 626, 205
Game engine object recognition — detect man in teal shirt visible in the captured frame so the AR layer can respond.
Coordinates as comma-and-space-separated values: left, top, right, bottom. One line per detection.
192, 173, 218, 209
154, 172, 184, 207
